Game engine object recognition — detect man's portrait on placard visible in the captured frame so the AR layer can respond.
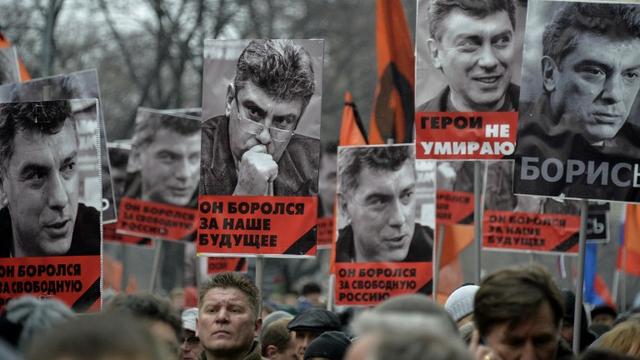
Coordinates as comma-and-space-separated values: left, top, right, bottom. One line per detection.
0, 70, 118, 222
199, 39, 323, 197
125, 109, 201, 208
335, 145, 435, 263
0, 100, 101, 257
514, 1, 640, 201
415, 0, 527, 112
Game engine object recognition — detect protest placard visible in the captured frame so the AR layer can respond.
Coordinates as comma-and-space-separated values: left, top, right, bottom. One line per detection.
0, 100, 101, 312
197, 39, 324, 257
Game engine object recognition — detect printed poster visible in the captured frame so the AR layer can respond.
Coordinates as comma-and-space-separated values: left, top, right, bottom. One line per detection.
0, 100, 102, 312
0, 69, 118, 222
117, 108, 200, 241
513, 1, 640, 202
414, 0, 527, 160
334, 144, 435, 305
197, 39, 324, 257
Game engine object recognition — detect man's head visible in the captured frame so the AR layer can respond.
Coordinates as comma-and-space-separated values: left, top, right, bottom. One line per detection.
304, 331, 351, 360
541, 3, 640, 144
427, 0, 516, 111
197, 272, 261, 358
225, 39, 315, 164
287, 309, 342, 359
131, 112, 200, 206
474, 265, 564, 360
0, 101, 79, 257
261, 318, 297, 360
26, 314, 164, 360
591, 305, 617, 327
181, 307, 203, 360
107, 293, 182, 359
338, 145, 417, 262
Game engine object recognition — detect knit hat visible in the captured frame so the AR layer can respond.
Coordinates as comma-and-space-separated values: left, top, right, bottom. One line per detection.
444, 285, 479, 322
181, 307, 198, 332
288, 309, 341, 332
5, 295, 75, 351
303, 331, 351, 360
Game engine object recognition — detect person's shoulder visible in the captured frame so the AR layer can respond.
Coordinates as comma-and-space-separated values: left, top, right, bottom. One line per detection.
507, 83, 520, 110
416, 223, 434, 239
287, 134, 320, 166
70, 203, 100, 256
335, 226, 353, 263
416, 87, 448, 112
0, 207, 12, 256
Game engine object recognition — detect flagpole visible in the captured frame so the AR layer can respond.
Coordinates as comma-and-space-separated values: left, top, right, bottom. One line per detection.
327, 274, 335, 311
572, 199, 588, 354
149, 239, 162, 292
621, 241, 627, 313
473, 161, 483, 284
433, 224, 445, 301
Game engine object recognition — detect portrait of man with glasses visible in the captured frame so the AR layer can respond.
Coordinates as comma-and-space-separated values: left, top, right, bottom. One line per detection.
200, 39, 320, 197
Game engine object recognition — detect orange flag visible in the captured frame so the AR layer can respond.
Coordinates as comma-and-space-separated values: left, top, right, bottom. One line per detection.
440, 224, 474, 267
0, 33, 31, 81
368, 0, 415, 144
620, 204, 640, 276
339, 91, 368, 146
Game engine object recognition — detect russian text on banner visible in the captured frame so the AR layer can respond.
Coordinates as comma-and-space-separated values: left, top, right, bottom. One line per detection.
334, 262, 432, 306
0, 256, 101, 312
416, 112, 517, 160
117, 197, 198, 241
483, 210, 580, 255
197, 195, 317, 257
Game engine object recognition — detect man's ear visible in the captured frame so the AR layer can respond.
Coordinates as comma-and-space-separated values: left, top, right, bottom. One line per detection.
541, 56, 558, 93
195, 317, 199, 337
265, 345, 279, 358
338, 193, 350, 223
225, 83, 235, 118
128, 147, 143, 172
427, 38, 442, 70
254, 317, 262, 337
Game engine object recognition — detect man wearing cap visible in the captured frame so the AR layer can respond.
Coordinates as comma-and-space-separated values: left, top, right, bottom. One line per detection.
304, 331, 351, 360
287, 309, 341, 360
181, 307, 204, 360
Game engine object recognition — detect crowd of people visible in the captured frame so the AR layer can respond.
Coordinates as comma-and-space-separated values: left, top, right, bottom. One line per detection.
0, 265, 638, 360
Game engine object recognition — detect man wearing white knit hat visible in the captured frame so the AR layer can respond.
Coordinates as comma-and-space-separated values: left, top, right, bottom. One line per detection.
181, 307, 203, 360
444, 284, 479, 327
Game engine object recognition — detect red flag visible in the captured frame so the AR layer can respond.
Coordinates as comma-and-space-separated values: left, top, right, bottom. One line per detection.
619, 204, 640, 276
0, 33, 31, 81
339, 91, 368, 146
368, 0, 415, 144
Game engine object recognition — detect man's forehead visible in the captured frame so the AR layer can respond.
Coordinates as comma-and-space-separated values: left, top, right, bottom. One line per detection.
439, 8, 513, 39
237, 82, 303, 116
202, 286, 250, 304
562, 32, 640, 67
147, 128, 200, 150
10, 121, 78, 169
353, 163, 416, 192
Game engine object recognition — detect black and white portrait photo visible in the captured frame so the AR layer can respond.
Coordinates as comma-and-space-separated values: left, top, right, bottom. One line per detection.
199, 39, 323, 197
0, 100, 101, 257
125, 109, 201, 208
415, 0, 527, 112
335, 144, 435, 263
514, 1, 640, 202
